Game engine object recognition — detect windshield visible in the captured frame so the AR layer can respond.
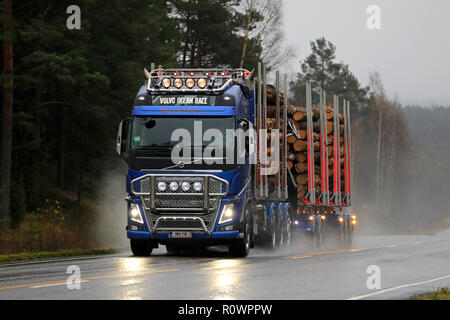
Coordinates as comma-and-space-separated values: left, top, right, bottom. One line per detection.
131, 116, 236, 149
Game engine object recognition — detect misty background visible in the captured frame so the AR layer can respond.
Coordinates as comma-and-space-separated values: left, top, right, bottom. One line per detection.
279, 1, 450, 233
0, 0, 449, 254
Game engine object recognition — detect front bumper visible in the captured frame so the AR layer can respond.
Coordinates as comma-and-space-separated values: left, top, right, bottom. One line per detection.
127, 230, 240, 240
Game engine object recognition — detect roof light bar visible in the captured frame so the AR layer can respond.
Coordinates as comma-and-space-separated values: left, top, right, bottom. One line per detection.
146, 68, 250, 93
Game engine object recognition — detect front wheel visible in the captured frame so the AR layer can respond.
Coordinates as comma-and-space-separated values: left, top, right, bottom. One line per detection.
229, 209, 251, 257
130, 239, 153, 256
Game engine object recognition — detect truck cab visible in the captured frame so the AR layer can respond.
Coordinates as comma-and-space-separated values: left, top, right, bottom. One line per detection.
116, 69, 256, 257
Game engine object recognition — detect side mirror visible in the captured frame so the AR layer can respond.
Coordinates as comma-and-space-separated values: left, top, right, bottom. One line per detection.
238, 119, 250, 155
116, 118, 131, 158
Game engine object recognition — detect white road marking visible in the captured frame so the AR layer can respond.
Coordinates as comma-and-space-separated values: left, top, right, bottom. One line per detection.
347, 274, 450, 300
31, 280, 89, 289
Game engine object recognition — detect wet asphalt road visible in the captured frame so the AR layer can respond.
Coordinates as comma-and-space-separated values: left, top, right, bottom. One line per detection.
0, 230, 449, 300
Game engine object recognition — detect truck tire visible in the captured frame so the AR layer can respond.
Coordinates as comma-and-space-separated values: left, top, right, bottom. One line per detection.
314, 218, 323, 248
346, 220, 353, 247
283, 208, 293, 246
276, 215, 284, 246
166, 244, 182, 255
130, 239, 153, 256
229, 207, 251, 257
269, 212, 277, 249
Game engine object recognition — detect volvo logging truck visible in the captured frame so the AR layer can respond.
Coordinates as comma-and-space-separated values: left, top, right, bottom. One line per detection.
116, 62, 354, 257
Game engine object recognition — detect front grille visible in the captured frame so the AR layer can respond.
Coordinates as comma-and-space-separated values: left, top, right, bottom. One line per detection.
131, 174, 228, 213
156, 219, 204, 230
131, 174, 229, 233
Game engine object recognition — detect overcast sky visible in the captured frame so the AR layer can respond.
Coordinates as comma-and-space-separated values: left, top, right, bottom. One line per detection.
281, 0, 450, 106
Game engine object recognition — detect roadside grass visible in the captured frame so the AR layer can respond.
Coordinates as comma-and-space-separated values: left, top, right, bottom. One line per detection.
411, 288, 450, 300
0, 248, 117, 263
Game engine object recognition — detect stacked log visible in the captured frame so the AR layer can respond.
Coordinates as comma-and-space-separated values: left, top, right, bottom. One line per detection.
285, 105, 347, 201
260, 86, 347, 202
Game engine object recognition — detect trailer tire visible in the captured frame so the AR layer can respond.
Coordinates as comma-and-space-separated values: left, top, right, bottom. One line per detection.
346, 220, 353, 247
284, 208, 293, 246
229, 207, 251, 257
130, 239, 153, 256
276, 215, 284, 246
314, 218, 323, 248
269, 213, 277, 249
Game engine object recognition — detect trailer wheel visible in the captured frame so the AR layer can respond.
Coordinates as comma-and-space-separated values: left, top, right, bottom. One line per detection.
276, 215, 284, 246
229, 207, 251, 257
314, 218, 323, 248
339, 217, 346, 245
130, 239, 153, 256
346, 219, 353, 247
270, 213, 277, 249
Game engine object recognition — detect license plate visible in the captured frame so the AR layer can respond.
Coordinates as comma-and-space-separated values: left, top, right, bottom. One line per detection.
169, 231, 192, 239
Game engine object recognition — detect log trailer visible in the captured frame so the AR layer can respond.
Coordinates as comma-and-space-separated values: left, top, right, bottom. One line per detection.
290, 83, 355, 247
116, 62, 353, 257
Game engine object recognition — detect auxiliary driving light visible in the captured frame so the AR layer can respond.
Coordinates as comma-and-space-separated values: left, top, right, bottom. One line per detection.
185, 78, 195, 89
161, 78, 171, 88
181, 182, 191, 192
197, 78, 207, 89
174, 78, 183, 88
169, 181, 179, 192
193, 182, 203, 192
157, 182, 167, 192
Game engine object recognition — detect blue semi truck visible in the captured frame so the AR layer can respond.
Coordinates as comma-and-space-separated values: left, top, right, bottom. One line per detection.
116, 63, 353, 257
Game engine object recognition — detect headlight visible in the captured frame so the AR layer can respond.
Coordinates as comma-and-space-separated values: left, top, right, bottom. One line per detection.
169, 181, 179, 192
157, 182, 167, 192
181, 182, 191, 192
129, 203, 143, 224
185, 78, 195, 88
197, 78, 207, 89
219, 202, 235, 224
193, 182, 203, 192
161, 78, 171, 88
174, 78, 183, 88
